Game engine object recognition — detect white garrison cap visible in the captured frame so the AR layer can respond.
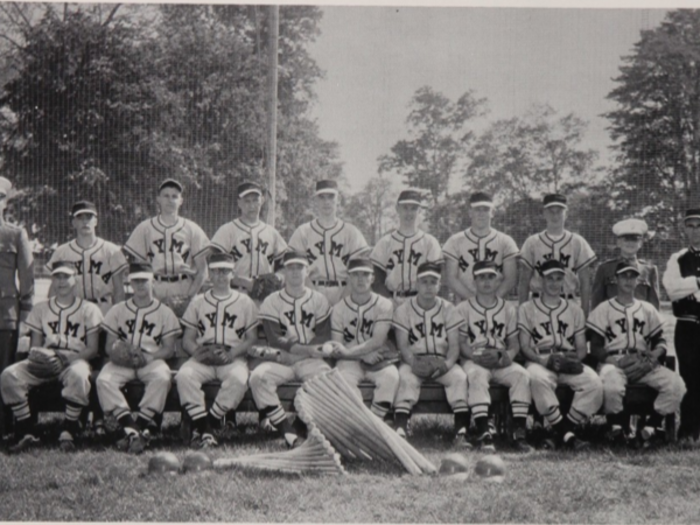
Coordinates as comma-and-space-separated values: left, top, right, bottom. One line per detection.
612, 218, 648, 237
0, 177, 12, 197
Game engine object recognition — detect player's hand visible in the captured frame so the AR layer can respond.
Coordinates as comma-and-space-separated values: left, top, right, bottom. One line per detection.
361, 350, 384, 365
193, 345, 214, 364
278, 335, 299, 347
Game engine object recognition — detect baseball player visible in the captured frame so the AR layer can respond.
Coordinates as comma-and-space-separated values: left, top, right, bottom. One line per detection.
47, 201, 128, 315
330, 258, 399, 421
288, 179, 369, 306
591, 218, 659, 310
444, 192, 519, 301
1, 261, 102, 452
124, 178, 209, 308
392, 262, 469, 440
209, 181, 287, 297
518, 260, 603, 450
175, 252, 259, 448
588, 261, 686, 447
457, 260, 532, 452
96, 262, 181, 453
248, 250, 333, 448
518, 194, 597, 317
369, 189, 442, 306
662, 208, 700, 444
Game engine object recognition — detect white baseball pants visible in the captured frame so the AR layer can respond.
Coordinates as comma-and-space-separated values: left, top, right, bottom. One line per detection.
395, 362, 468, 413
462, 361, 531, 419
1, 359, 91, 407
335, 360, 399, 418
249, 358, 331, 409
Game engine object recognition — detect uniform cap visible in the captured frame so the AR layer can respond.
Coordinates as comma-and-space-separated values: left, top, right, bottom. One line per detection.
314, 179, 339, 196
612, 218, 648, 238
282, 250, 310, 267
397, 189, 423, 206
207, 252, 235, 270
543, 194, 567, 209
128, 261, 155, 280
158, 179, 183, 193
71, 201, 97, 217
539, 260, 566, 276
470, 192, 494, 208
685, 209, 700, 222
615, 261, 641, 276
417, 262, 442, 280
51, 261, 77, 276
472, 260, 499, 276
347, 257, 374, 273
237, 181, 263, 199
0, 177, 12, 197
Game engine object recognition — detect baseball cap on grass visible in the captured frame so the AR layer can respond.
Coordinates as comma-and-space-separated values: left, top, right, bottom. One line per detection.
51, 261, 77, 276
129, 262, 155, 280
282, 250, 309, 267
473, 260, 499, 276
347, 257, 374, 273
0, 177, 12, 198
314, 179, 339, 196
417, 262, 441, 280
538, 260, 566, 276
207, 252, 235, 270
543, 194, 567, 209
237, 181, 263, 198
158, 179, 183, 193
71, 201, 97, 217
397, 189, 424, 206
470, 192, 494, 208
615, 261, 641, 276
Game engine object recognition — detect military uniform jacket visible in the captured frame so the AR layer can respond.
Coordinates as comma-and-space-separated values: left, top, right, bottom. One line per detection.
591, 257, 659, 310
0, 221, 34, 330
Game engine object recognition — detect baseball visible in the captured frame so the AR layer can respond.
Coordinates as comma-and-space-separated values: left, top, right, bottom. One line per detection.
322, 342, 334, 356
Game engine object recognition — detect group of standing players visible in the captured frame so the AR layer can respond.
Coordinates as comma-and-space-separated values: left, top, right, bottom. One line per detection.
0, 173, 696, 455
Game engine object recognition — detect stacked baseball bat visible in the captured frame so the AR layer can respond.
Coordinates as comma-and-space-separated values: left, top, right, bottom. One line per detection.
295, 369, 436, 475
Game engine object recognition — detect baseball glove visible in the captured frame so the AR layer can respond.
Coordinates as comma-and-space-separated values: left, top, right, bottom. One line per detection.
193, 344, 232, 366
247, 345, 281, 362
361, 343, 400, 372
472, 348, 504, 369
111, 340, 147, 369
546, 353, 584, 375
617, 352, 656, 383
26, 347, 66, 378
162, 294, 191, 318
412, 355, 449, 379
250, 273, 283, 302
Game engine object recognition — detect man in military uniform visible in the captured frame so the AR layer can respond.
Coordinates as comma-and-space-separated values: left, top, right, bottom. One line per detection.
592, 218, 659, 311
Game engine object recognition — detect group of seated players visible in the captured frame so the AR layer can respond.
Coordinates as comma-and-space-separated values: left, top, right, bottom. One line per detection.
0, 176, 689, 455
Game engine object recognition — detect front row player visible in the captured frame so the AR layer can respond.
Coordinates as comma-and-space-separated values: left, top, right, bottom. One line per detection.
518, 260, 603, 450
392, 262, 470, 440
588, 261, 686, 446
458, 261, 532, 452
96, 262, 182, 454
175, 253, 259, 449
1, 262, 103, 452
248, 250, 333, 448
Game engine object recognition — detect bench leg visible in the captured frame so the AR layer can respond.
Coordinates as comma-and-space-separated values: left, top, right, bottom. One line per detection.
665, 412, 677, 442
180, 409, 192, 444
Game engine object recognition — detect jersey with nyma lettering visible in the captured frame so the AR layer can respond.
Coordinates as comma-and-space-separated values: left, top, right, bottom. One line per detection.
457, 297, 517, 351
370, 230, 442, 293
259, 288, 331, 345
209, 219, 287, 279
181, 290, 259, 347
25, 297, 104, 353
586, 298, 665, 355
518, 298, 585, 353
102, 299, 182, 354
392, 297, 463, 356
331, 293, 393, 348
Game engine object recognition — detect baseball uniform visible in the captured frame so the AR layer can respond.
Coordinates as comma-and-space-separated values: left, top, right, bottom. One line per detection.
443, 228, 519, 299
393, 297, 468, 415
96, 298, 182, 424
370, 230, 442, 305
519, 230, 596, 297
288, 219, 369, 305
457, 298, 531, 420
592, 257, 659, 310
175, 290, 259, 423
47, 238, 128, 314
518, 298, 603, 426
331, 293, 398, 418
587, 298, 686, 416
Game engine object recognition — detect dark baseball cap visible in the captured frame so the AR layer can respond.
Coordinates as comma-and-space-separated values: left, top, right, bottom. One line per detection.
685, 209, 700, 222
158, 179, 183, 193
207, 252, 235, 270
347, 257, 374, 273
470, 192, 494, 208
237, 181, 263, 198
473, 260, 499, 276
417, 262, 441, 280
543, 194, 567, 209
397, 189, 423, 206
128, 262, 154, 279
51, 261, 77, 276
314, 179, 339, 196
71, 201, 97, 217
539, 260, 566, 276
282, 250, 309, 267
615, 261, 641, 276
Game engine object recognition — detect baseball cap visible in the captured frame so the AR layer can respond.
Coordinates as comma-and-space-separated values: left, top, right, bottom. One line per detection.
0, 177, 12, 198
543, 194, 567, 209
685, 209, 700, 222
417, 262, 441, 280
237, 181, 263, 199
158, 179, 183, 193
71, 201, 97, 218
207, 252, 235, 270
539, 260, 566, 276
282, 250, 310, 267
612, 218, 648, 238
50, 261, 77, 276
470, 192, 494, 208
128, 261, 155, 280
347, 257, 374, 273
615, 261, 641, 276
472, 260, 499, 276
397, 189, 423, 206
314, 180, 339, 196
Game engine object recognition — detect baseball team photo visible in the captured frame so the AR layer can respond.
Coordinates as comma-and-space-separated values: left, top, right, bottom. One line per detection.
1, 1, 700, 523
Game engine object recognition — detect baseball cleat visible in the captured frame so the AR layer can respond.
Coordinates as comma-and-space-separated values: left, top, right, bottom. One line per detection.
259, 417, 275, 433
199, 433, 218, 449
454, 429, 474, 450
58, 430, 76, 452
511, 428, 533, 453
396, 427, 407, 439
8, 434, 40, 454
476, 431, 496, 453
216, 421, 240, 441
128, 433, 147, 454
562, 433, 590, 451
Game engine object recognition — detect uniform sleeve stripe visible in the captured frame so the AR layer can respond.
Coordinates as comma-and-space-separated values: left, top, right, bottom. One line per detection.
585, 321, 606, 337
446, 320, 464, 332
25, 321, 42, 333
518, 257, 534, 269
210, 241, 228, 253
161, 327, 183, 339
506, 328, 519, 338
85, 326, 101, 335
260, 313, 279, 322
369, 257, 386, 270
503, 251, 520, 261
102, 325, 120, 337
180, 318, 198, 330
572, 326, 586, 336
317, 312, 330, 324
191, 246, 210, 259
244, 322, 259, 333
574, 255, 597, 272
442, 251, 459, 261
113, 262, 129, 274
375, 317, 392, 324
392, 321, 410, 333
331, 328, 344, 334
517, 322, 531, 332
122, 244, 142, 259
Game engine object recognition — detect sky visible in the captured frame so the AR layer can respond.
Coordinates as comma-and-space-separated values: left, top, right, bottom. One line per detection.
307, 6, 669, 192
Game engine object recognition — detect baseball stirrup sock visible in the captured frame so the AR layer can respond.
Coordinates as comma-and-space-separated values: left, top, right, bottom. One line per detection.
544, 405, 563, 426
470, 402, 489, 419
184, 402, 207, 421
511, 401, 530, 419
370, 401, 391, 419
266, 406, 287, 428
65, 402, 83, 422
11, 401, 31, 421
567, 406, 587, 426
210, 401, 227, 421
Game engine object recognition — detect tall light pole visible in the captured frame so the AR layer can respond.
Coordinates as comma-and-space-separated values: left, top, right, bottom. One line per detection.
266, 5, 279, 225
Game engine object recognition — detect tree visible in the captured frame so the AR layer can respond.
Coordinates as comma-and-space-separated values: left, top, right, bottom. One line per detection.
342, 175, 397, 245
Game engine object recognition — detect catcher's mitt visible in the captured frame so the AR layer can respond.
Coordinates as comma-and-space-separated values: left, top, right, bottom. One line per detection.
111, 340, 147, 369
546, 353, 584, 375
193, 344, 232, 366
247, 345, 281, 362
617, 352, 656, 383
361, 343, 400, 372
162, 294, 191, 318
250, 273, 283, 302
26, 347, 66, 378
412, 355, 449, 379
472, 348, 503, 369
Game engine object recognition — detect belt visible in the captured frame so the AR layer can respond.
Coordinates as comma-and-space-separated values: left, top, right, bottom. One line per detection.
154, 274, 190, 283
532, 293, 575, 300
87, 297, 110, 304
608, 349, 638, 356
394, 290, 418, 298
677, 316, 700, 324
313, 280, 346, 287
